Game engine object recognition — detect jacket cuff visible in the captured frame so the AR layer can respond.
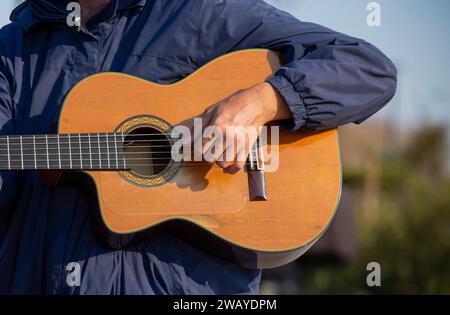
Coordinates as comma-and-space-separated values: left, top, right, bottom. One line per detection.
266, 75, 307, 131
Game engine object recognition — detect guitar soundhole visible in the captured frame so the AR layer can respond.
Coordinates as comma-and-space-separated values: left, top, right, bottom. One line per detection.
123, 127, 172, 177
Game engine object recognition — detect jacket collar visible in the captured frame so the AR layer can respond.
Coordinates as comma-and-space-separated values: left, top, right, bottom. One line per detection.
10, 0, 147, 33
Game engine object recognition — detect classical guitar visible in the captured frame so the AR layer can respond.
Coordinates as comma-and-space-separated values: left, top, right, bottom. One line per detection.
0, 50, 341, 268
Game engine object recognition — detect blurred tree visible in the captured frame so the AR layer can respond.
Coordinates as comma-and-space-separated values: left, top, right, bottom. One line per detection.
300, 124, 450, 294
405, 125, 447, 180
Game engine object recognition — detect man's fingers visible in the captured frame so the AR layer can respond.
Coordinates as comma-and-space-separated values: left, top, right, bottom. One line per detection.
224, 133, 258, 173
190, 110, 214, 161
202, 132, 225, 164
189, 110, 214, 143
188, 105, 259, 169
225, 146, 248, 174
216, 128, 242, 170
216, 142, 235, 169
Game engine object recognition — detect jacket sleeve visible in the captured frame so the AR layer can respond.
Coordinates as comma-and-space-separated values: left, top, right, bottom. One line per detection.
197, 0, 397, 131
0, 45, 18, 239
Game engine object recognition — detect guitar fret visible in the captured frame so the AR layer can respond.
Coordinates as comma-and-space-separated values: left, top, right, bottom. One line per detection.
97, 133, 102, 169
114, 133, 118, 168
88, 134, 93, 169
33, 135, 37, 169
88, 133, 99, 169
68, 135, 72, 169
45, 135, 49, 169
57, 135, 67, 169
6, 136, 10, 170
20, 136, 24, 169
33, 136, 46, 169
106, 134, 110, 169
78, 134, 83, 169
57, 135, 61, 169
8, 137, 20, 169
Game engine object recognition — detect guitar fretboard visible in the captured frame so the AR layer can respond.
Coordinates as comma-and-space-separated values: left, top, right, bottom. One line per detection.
0, 133, 129, 171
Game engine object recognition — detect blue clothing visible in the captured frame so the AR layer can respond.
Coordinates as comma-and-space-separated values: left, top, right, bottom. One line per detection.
0, 0, 397, 294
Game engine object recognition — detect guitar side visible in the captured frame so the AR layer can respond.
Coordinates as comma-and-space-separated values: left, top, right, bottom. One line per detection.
58, 49, 342, 268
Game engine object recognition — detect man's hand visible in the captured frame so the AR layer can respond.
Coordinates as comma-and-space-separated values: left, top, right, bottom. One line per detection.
190, 82, 292, 173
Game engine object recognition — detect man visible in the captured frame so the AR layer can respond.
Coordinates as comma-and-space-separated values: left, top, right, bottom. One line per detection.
0, 0, 397, 294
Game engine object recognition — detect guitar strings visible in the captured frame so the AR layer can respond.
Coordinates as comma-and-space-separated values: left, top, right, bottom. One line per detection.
0, 149, 264, 154
0, 131, 266, 138
0, 133, 181, 138
0, 134, 217, 140
0, 139, 179, 143
0, 151, 180, 155
0, 154, 262, 167
0, 143, 264, 151
0, 135, 264, 168
0, 138, 258, 144
0, 161, 256, 168
0, 134, 266, 141
0, 157, 259, 164
0, 166, 253, 170
0, 149, 258, 155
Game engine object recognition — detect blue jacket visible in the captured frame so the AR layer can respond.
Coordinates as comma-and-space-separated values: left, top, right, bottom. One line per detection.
0, 0, 397, 294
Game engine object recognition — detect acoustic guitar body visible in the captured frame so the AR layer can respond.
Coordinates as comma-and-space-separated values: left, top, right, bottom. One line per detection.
57, 50, 342, 269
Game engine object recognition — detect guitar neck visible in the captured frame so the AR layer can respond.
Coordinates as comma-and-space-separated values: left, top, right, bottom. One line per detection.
0, 133, 129, 171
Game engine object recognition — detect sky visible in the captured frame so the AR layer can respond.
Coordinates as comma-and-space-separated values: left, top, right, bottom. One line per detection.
0, 0, 449, 129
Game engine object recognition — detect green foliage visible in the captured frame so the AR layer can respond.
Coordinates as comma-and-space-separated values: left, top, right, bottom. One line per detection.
342, 169, 365, 186
302, 125, 450, 294
358, 173, 450, 294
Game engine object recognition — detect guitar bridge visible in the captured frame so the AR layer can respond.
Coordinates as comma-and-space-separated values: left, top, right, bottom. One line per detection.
246, 138, 267, 201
